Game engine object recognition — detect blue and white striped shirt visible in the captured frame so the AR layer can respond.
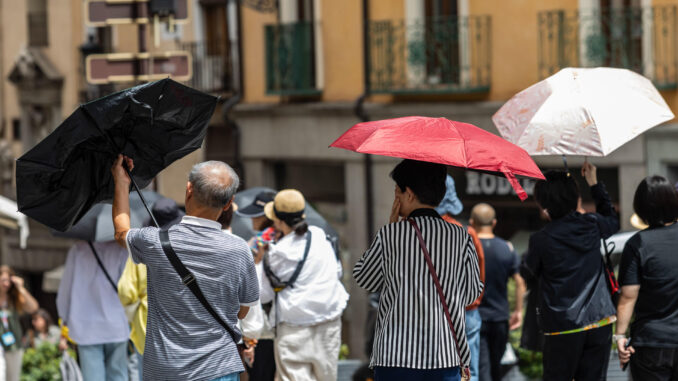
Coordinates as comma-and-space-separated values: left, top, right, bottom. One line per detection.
127, 216, 259, 381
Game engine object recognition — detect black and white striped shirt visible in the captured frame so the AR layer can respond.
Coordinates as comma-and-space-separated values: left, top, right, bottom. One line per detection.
354, 208, 483, 369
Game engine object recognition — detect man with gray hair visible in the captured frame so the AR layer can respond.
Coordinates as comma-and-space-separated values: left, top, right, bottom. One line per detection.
111, 155, 259, 381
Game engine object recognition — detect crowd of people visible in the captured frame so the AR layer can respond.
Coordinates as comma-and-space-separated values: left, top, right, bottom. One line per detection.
0, 154, 676, 381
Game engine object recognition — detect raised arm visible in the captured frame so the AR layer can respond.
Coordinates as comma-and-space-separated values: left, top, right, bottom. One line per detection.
582, 162, 619, 238
111, 154, 134, 249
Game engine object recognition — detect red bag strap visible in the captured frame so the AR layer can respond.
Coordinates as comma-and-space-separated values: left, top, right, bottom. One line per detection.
408, 219, 469, 377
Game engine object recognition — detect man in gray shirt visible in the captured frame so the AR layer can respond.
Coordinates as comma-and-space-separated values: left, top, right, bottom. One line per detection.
111, 155, 259, 381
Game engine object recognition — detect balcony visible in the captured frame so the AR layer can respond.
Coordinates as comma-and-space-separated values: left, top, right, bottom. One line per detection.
538, 6, 678, 89
179, 40, 234, 95
265, 21, 321, 96
368, 15, 492, 95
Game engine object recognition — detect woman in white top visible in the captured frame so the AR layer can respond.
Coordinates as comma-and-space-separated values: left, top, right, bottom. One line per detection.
258, 189, 348, 381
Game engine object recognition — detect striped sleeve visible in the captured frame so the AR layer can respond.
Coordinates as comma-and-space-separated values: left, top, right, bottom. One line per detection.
353, 229, 384, 292
462, 234, 483, 306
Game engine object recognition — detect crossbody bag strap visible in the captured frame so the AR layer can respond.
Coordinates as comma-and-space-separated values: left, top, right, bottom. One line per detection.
158, 229, 240, 345
407, 219, 469, 376
262, 230, 312, 291
87, 241, 118, 293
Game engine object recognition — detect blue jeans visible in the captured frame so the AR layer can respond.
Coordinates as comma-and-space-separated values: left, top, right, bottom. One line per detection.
466, 309, 482, 381
78, 341, 129, 381
127, 343, 143, 381
375, 366, 460, 381
209, 373, 239, 381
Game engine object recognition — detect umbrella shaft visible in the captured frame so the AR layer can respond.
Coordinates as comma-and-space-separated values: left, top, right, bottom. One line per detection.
124, 164, 160, 228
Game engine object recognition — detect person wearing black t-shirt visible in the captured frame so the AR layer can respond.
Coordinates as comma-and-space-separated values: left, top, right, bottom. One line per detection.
471, 203, 526, 381
617, 175, 678, 379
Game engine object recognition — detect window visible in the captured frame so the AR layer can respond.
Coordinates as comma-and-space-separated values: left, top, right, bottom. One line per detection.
27, 0, 48, 47
423, 0, 460, 86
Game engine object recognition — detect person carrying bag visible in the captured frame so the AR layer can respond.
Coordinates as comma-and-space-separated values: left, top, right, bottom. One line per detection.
354, 160, 483, 381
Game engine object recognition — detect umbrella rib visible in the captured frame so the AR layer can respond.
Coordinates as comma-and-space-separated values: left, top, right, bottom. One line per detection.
80, 106, 122, 153
15, 157, 61, 171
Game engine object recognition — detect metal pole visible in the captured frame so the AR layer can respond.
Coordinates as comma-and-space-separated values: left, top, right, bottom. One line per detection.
124, 165, 159, 228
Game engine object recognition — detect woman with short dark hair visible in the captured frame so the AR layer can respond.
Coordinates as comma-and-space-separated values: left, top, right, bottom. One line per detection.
616, 176, 678, 379
523, 162, 619, 380
354, 159, 483, 381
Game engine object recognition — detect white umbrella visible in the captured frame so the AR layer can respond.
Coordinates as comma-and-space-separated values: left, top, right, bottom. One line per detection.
492, 67, 674, 157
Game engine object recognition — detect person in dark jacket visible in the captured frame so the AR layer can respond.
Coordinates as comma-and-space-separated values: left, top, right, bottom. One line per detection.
522, 162, 618, 380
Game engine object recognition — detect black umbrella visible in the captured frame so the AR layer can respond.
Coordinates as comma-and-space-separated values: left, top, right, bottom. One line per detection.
51, 191, 163, 242
16, 78, 217, 232
231, 187, 339, 243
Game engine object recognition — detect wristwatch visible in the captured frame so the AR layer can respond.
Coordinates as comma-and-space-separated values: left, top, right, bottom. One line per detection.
612, 334, 627, 342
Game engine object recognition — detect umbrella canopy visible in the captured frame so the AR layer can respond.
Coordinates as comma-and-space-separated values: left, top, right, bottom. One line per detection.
330, 116, 544, 200
492, 67, 674, 157
51, 190, 163, 242
17, 78, 217, 232
231, 187, 339, 242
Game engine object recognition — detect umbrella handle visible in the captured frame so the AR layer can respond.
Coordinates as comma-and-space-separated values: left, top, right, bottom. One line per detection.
123, 163, 160, 228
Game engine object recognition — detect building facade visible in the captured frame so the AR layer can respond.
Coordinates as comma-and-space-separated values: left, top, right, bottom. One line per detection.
0, 0, 677, 360
231, 0, 678, 358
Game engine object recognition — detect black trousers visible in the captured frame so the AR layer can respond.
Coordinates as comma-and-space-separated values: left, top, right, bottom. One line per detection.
246, 339, 276, 381
542, 324, 612, 381
631, 346, 678, 381
479, 320, 508, 381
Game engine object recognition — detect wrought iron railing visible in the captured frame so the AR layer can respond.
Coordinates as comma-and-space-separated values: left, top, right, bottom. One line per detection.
179, 40, 234, 94
538, 6, 678, 89
265, 21, 320, 96
368, 15, 491, 95
28, 11, 48, 47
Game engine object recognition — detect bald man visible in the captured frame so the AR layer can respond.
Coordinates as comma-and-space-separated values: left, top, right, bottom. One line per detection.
112, 156, 259, 381
471, 203, 526, 381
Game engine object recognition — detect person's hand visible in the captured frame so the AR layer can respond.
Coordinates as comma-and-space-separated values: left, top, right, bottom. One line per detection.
242, 345, 255, 366
111, 154, 134, 186
581, 161, 597, 186
389, 198, 402, 224
254, 243, 268, 265
10, 276, 24, 290
617, 337, 634, 369
58, 337, 68, 351
509, 310, 523, 330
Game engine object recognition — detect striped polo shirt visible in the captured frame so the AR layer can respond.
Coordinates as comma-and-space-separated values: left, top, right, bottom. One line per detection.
127, 216, 259, 381
354, 208, 483, 369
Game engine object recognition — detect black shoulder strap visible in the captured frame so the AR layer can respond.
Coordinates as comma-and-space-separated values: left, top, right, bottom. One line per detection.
88, 241, 118, 293
158, 229, 240, 344
262, 231, 312, 291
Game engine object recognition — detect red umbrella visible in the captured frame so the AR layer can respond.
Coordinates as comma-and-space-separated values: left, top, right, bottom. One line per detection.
330, 116, 544, 200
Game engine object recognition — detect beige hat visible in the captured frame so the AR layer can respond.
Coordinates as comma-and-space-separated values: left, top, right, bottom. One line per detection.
264, 189, 306, 223
630, 213, 648, 230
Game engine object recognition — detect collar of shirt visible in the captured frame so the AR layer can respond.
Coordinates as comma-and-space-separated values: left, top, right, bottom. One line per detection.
408, 208, 442, 219
180, 215, 222, 230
